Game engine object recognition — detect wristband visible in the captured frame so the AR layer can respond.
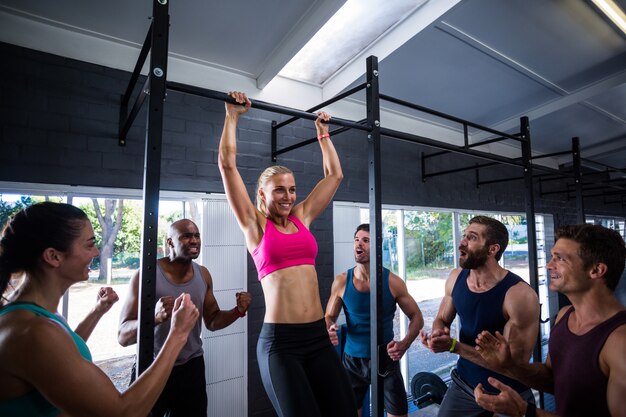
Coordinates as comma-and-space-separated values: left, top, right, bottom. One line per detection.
317, 133, 330, 140
525, 402, 536, 417
233, 306, 246, 318
449, 338, 457, 352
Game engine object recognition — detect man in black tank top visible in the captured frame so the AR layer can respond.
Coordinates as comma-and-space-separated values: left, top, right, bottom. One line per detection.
420, 216, 539, 417
118, 219, 252, 417
474, 224, 626, 417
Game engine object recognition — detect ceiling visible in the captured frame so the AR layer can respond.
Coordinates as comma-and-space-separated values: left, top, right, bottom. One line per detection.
0, 0, 625, 174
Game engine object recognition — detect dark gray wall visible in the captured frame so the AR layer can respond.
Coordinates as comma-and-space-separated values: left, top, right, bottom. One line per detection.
1, 42, 624, 417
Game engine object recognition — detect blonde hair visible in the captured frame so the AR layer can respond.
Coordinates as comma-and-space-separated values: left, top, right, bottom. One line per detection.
256, 165, 294, 212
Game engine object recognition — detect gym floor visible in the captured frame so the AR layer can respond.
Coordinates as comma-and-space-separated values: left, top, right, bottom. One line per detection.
410, 404, 440, 417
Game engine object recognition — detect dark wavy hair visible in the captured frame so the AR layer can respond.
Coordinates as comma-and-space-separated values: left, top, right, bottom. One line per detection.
0, 202, 88, 299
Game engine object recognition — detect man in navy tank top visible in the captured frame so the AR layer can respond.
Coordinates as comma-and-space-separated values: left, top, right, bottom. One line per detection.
474, 224, 626, 417
420, 216, 539, 417
118, 219, 252, 417
325, 223, 424, 417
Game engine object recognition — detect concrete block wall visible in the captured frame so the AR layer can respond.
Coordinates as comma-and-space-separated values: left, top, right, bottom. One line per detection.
1, 42, 623, 417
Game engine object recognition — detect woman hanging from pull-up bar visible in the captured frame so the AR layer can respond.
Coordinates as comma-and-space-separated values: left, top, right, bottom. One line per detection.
218, 91, 357, 417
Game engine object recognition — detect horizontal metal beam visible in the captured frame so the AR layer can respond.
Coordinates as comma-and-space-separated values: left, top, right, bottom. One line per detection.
380, 94, 521, 142
423, 161, 499, 179
380, 127, 525, 168
167, 82, 371, 132
477, 176, 525, 186
273, 82, 368, 130
273, 125, 353, 160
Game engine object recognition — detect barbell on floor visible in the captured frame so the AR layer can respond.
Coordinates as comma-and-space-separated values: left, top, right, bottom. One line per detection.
410, 372, 448, 409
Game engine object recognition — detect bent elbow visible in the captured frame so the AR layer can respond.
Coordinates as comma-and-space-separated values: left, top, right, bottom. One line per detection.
117, 333, 130, 347
218, 154, 236, 173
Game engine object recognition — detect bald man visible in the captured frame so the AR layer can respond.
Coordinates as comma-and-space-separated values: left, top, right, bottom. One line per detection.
119, 219, 252, 417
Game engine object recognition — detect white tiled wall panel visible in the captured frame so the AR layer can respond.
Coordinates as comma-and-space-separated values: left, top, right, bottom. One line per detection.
207, 377, 245, 417
202, 196, 247, 417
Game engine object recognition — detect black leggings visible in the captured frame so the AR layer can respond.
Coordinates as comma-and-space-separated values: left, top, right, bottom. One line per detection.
257, 319, 357, 417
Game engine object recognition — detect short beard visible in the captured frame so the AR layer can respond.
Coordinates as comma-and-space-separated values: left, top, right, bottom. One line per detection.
460, 246, 489, 269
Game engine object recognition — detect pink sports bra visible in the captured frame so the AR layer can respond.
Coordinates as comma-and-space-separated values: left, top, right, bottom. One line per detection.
251, 215, 318, 280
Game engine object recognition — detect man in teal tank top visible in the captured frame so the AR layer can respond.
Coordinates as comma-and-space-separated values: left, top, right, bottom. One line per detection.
325, 224, 424, 417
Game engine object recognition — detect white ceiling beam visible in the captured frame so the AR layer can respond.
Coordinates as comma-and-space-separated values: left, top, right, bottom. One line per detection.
321, 0, 462, 100
473, 69, 626, 142
255, 0, 346, 90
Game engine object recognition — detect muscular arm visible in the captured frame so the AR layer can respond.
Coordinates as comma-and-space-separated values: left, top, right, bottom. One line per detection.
324, 273, 346, 346
421, 268, 458, 351
217, 92, 263, 251
201, 267, 251, 331
297, 113, 343, 227
455, 280, 540, 372
5, 295, 197, 417
325, 273, 346, 328
388, 273, 423, 357
432, 268, 459, 333
602, 324, 626, 417
476, 305, 561, 393
501, 282, 540, 363
117, 271, 141, 346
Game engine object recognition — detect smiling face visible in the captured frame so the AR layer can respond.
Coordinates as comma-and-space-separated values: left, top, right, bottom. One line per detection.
354, 230, 370, 264
547, 238, 589, 295
60, 220, 100, 282
259, 173, 296, 217
168, 220, 201, 261
458, 223, 491, 269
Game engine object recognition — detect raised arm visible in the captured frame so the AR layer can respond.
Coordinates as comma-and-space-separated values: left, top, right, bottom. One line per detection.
387, 273, 423, 360
324, 272, 347, 346
75, 286, 119, 342
297, 112, 344, 227
217, 91, 262, 249
199, 266, 251, 331
9, 293, 198, 417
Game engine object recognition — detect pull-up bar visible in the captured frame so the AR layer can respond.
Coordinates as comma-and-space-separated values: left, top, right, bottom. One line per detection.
166, 82, 371, 132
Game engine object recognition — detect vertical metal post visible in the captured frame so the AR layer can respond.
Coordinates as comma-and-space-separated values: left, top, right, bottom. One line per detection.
271, 120, 277, 162
366, 55, 383, 417
520, 116, 542, 407
137, 0, 169, 377
572, 137, 585, 223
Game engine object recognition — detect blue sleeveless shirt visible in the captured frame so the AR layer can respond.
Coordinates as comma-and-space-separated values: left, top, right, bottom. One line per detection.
343, 267, 396, 358
0, 302, 93, 417
452, 269, 530, 393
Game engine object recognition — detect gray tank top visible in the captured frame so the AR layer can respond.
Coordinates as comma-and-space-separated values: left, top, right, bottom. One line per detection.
154, 261, 206, 365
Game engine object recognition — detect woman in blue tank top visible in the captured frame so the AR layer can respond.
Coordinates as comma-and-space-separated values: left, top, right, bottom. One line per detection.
0, 202, 200, 417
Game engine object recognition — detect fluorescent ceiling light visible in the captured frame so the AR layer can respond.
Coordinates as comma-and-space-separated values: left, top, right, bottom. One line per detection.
591, 0, 626, 34
279, 0, 428, 85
